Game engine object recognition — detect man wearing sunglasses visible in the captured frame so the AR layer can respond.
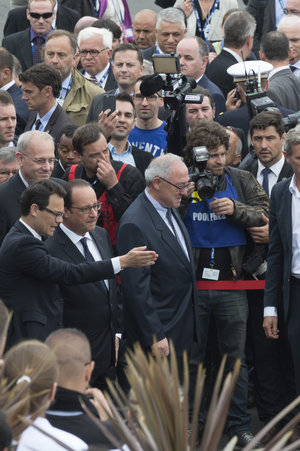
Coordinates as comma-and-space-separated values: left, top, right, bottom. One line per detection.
4, 0, 79, 40
2, 0, 56, 71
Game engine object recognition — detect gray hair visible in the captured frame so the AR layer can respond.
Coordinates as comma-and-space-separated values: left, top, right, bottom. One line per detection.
145, 153, 184, 186
0, 147, 17, 162
284, 125, 300, 156
224, 10, 256, 49
77, 26, 113, 49
156, 7, 186, 32
17, 131, 54, 154
278, 14, 300, 29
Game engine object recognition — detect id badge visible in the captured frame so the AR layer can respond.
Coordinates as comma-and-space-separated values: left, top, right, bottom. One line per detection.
202, 267, 220, 280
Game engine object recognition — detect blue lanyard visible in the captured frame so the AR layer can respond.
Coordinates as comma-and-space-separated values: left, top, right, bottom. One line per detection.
98, 66, 110, 87
210, 248, 215, 267
192, 0, 219, 40
59, 75, 73, 101
111, 0, 124, 25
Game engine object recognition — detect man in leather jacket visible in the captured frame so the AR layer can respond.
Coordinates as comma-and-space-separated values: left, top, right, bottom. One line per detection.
181, 119, 268, 447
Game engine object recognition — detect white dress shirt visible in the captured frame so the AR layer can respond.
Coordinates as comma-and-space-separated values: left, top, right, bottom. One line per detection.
257, 154, 285, 196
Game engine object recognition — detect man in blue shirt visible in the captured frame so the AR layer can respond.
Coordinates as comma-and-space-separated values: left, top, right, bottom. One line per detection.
129, 76, 167, 157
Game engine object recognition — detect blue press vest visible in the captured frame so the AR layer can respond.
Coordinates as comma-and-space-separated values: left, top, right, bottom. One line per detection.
184, 174, 247, 248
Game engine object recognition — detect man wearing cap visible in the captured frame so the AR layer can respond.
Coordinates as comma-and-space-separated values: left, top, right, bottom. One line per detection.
260, 31, 300, 111
216, 60, 294, 137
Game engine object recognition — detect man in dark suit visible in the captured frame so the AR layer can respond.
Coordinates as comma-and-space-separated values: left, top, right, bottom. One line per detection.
60, 0, 97, 17
0, 48, 29, 137
116, 153, 199, 359
132, 10, 157, 51
241, 110, 296, 430
206, 10, 256, 98
2, 0, 56, 71
0, 92, 17, 149
77, 27, 117, 92
260, 31, 300, 111
46, 179, 120, 388
0, 178, 157, 348
20, 63, 75, 151
104, 93, 153, 176
63, 123, 145, 247
263, 126, 300, 394
4, 0, 80, 37
0, 130, 60, 246
44, 30, 105, 126
177, 36, 226, 116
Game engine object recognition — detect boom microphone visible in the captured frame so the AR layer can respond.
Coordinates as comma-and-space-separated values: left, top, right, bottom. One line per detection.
140, 75, 165, 97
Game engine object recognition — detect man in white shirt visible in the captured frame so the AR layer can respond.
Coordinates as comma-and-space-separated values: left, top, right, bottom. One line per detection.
264, 125, 300, 396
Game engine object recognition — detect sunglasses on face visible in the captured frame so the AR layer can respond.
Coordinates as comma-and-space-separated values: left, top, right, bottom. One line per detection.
29, 11, 54, 19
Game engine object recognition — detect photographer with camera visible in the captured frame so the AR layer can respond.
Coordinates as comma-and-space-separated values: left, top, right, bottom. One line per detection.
181, 119, 268, 447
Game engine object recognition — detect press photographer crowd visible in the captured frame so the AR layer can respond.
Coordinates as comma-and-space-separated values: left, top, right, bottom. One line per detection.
0, 0, 300, 449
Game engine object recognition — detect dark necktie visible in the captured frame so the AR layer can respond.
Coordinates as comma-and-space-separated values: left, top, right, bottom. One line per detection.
262, 167, 272, 197
32, 36, 44, 65
166, 209, 187, 257
80, 237, 108, 292
89, 75, 98, 83
290, 66, 297, 73
34, 119, 41, 131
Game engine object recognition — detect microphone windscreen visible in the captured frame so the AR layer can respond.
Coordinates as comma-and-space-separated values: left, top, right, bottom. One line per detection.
140, 75, 165, 97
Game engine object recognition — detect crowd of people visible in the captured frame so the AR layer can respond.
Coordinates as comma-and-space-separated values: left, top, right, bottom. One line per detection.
0, 0, 300, 449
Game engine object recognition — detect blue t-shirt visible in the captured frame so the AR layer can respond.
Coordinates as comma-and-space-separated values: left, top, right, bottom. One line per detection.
129, 122, 167, 157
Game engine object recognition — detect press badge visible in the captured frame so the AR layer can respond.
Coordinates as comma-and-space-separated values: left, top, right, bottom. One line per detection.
202, 267, 220, 280
202, 248, 220, 280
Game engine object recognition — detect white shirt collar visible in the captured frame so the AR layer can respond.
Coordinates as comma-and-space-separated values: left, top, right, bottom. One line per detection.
19, 218, 42, 240
289, 174, 300, 197
223, 47, 243, 62
18, 169, 29, 188
145, 188, 168, 215
52, 2, 57, 29
59, 223, 92, 245
0, 80, 15, 91
257, 154, 285, 178
62, 73, 72, 88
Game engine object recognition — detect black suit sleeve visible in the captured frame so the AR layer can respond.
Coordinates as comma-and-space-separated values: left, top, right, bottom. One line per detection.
264, 184, 284, 309
116, 222, 166, 347
15, 235, 115, 283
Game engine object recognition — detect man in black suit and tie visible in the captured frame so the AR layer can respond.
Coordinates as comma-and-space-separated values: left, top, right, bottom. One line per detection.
4, 0, 80, 37
241, 110, 296, 431
2, 0, 56, 71
46, 179, 121, 389
0, 178, 157, 349
263, 126, 300, 395
21, 63, 75, 151
0, 48, 29, 137
177, 36, 226, 116
206, 10, 256, 98
44, 30, 105, 126
116, 153, 199, 359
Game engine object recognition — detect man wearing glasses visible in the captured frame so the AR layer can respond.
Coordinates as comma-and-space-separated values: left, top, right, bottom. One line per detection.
129, 76, 167, 158
2, 0, 56, 71
0, 130, 64, 246
77, 27, 117, 92
21, 63, 75, 152
116, 153, 200, 362
0, 178, 158, 349
46, 179, 122, 389
279, 15, 300, 78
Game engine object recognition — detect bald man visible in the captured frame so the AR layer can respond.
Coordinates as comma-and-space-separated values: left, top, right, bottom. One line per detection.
132, 9, 157, 50
45, 328, 115, 447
